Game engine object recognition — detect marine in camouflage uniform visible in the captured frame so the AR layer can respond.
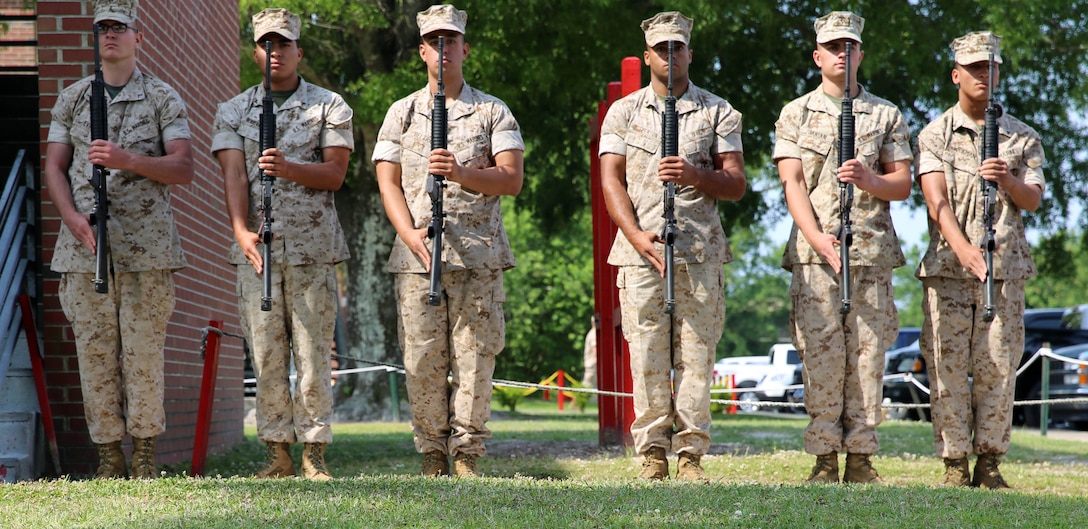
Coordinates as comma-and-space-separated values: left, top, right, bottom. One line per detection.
43, 0, 192, 480
773, 11, 913, 484
599, 11, 747, 481
372, 4, 524, 478
213, 8, 353, 481
916, 32, 1045, 490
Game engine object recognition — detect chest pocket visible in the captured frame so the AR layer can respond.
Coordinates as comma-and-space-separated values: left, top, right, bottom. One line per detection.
680, 124, 714, 169
797, 128, 832, 192
454, 132, 492, 171
1000, 143, 1025, 180
401, 130, 430, 159
627, 122, 660, 156
237, 117, 260, 144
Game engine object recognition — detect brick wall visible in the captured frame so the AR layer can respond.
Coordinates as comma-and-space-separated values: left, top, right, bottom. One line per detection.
36, 0, 244, 474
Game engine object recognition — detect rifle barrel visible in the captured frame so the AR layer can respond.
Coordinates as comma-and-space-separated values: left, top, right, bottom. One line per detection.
662, 40, 678, 315
260, 40, 275, 311
427, 36, 447, 306
838, 41, 855, 315
981, 52, 1000, 322
91, 23, 110, 294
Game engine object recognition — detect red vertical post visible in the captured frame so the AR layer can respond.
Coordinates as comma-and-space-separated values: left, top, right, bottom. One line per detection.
190, 320, 223, 477
592, 56, 642, 448
557, 369, 565, 411
728, 374, 737, 415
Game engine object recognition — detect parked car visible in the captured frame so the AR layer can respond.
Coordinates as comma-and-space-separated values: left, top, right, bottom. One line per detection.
1016, 306, 1088, 425
1020, 343, 1088, 429
882, 340, 929, 421
715, 344, 800, 412
743, 344, 801, 412
881, 307, 1088, 424
712, 355, 769, 388
889, 327, 921, 352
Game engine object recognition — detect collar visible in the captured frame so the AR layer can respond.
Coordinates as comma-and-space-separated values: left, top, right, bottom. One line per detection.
413, 81, 480, 121
804, 85, 875, 117
639, 81, 704, 115
254, 76, 309, 111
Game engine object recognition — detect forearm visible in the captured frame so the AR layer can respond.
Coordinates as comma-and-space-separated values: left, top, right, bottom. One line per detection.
692, 152, 746, 201
216, 150, 253, 236
778, 158, 824, 244
1001, 179, 1042, 212
43, 144, 79, 218
921, 172, 973, 253
863, 160, 912, 201
451, 149, 524, 196
600, 154, 642, 239
375, 161, 419, 239
126, 139, 194, 185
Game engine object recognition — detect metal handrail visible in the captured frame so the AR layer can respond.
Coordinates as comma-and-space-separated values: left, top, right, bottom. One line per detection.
0, 149, 33, 388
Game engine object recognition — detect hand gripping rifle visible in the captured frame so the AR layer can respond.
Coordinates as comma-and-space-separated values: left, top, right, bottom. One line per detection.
426, 36, 448, 306
90, 24, 110, 294
259, 40, 276, 312
981, 52, 1002, 323
661, 40, 678, 315
837, 41, 855, 316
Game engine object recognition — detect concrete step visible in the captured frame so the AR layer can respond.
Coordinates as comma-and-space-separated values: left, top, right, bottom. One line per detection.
0, 411, 36, 483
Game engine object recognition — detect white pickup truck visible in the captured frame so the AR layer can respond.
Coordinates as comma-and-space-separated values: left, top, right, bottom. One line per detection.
714, 343, 801, 412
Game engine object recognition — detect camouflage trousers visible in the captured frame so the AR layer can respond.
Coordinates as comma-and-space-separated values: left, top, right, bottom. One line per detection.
238, 263, 336, 444
618, 263, 724, 457
395, 269, 504, 457
790, 265, 896, 456
920, 277, 1025, 459
59, 270, 174, 444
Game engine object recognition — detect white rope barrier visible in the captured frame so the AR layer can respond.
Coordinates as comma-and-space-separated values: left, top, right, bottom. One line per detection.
213, 326, 1088, 413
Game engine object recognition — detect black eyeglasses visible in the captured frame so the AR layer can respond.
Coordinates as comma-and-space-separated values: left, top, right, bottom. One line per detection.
95, 23, 135, 35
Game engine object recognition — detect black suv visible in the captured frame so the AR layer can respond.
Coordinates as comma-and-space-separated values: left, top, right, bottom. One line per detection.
882, 307, 1088, 424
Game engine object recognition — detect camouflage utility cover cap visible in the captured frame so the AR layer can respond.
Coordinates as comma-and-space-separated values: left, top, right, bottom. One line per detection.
417, 4, 467, 37
253, 8, 301, 42
952, 31, 1003, 65
641, 11, 693, 47
814, 11, 864, 44
94, 0, 138, 25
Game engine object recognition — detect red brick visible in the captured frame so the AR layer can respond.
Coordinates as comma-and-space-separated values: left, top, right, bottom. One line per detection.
36, 2, 85, 16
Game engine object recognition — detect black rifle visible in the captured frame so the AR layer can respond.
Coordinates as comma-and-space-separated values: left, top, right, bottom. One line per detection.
89, 23, 110, 294
837, 41, 855, 316
259, 40, 276, 312
426, 36, 448, 306
661, 40, 678, 315
981, 52, 1002, 323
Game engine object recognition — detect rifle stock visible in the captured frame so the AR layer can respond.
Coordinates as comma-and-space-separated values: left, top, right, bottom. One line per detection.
981, 52, 1001, 323
426, 36, 448, 306
838, 41, 855, 316
661, 40, 678, 315
90, 23, 110, 294
259, 40, 276, 312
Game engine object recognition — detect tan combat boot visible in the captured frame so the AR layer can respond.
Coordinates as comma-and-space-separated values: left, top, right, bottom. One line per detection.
255, 441, 296, 478
301, 443, 332, 481
131, 437, 158, 479
94, 441, 128, 479
804, 452, 839, 484
843, 453, 884, 484
942, 457, 971, 487
453, 453, 480, 477
637, 447, 669, 480
675, 452, 707, 482
972, 454, 1011, 490
421, 450, 449, 477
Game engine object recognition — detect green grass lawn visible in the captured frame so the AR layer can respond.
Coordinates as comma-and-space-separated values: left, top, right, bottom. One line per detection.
3, 400, 1088, 528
